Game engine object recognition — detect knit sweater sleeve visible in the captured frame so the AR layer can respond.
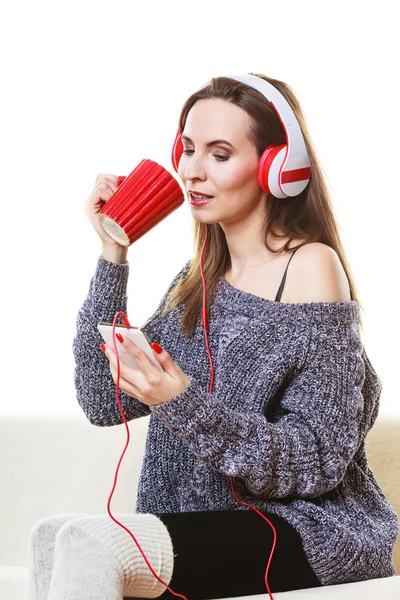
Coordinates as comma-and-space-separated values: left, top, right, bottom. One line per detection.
72, 256, 191, 427
150, 307, 368, 499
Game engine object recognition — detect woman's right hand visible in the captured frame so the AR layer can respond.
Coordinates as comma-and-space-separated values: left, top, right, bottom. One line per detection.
84, 173, 123, 246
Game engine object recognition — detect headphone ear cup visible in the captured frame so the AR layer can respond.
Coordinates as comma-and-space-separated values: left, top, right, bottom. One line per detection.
171, 130, 183, 173
258, 144, 288, 198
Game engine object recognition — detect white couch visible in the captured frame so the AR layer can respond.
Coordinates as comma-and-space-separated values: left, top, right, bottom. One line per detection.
1, 413, 399, 599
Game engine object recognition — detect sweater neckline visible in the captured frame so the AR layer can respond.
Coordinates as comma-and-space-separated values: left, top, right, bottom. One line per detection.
215, 276, 361, 325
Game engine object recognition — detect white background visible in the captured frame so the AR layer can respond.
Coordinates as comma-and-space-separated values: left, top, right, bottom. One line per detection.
1, 0, 399, 417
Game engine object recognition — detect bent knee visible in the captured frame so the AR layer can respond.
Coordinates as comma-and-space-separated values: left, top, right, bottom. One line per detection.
29, 514, 85, 545
54, 515, 119, 548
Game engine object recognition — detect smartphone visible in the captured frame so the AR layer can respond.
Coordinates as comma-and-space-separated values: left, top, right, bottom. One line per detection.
97, 322, 163, 372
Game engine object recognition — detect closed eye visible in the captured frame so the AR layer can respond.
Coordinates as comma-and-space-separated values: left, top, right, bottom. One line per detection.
182, 149, 229, 162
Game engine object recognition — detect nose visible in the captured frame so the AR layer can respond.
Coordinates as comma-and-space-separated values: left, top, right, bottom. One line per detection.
182, 150, 206, 182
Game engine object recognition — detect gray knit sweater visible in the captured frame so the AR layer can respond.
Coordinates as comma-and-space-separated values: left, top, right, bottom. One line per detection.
72, 255, 399, 587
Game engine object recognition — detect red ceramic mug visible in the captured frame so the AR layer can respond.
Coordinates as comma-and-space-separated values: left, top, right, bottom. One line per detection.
99, 159, 185, 246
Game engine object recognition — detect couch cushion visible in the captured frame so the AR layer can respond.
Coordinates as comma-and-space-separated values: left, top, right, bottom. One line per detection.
261, 574, 400, 599
0, 567, 28, 600
1, 567, 400, 600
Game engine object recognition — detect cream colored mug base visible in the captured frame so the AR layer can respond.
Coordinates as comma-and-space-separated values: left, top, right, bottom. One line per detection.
99, 215, 130, 247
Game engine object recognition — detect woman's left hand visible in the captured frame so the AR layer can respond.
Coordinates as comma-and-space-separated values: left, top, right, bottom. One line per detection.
101, 336, 190, 406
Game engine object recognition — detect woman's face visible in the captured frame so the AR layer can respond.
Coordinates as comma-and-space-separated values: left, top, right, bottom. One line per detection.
178, 98, 266, 225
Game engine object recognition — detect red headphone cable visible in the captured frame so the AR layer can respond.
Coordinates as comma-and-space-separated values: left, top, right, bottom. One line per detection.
106, 225, 277, 599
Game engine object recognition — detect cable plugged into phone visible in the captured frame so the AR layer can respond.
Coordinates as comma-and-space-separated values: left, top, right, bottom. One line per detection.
119, 313, 131, 329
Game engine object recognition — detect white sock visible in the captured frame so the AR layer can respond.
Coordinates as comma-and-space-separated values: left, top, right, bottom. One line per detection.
28, 513, 85, 600
44, 513, 174, 600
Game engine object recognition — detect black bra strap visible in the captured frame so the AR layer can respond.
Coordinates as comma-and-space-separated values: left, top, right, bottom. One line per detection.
275, 247, 300, 302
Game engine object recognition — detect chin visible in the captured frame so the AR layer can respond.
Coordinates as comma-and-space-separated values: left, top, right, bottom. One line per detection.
192, 215, 220, 227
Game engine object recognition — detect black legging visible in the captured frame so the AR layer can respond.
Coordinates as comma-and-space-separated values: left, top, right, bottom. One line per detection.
147, 510, 322, 600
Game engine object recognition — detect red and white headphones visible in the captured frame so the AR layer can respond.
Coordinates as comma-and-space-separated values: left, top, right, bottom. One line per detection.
171, 74, 312, 199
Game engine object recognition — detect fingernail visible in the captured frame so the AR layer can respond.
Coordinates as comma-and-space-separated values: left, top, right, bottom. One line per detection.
152, 342, 163, 354
100, 343, 106, 352
116, 333, 124, 343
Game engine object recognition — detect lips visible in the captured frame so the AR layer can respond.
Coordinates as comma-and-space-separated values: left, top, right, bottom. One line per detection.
188, 190, 213, 198
189, 193, 214, 206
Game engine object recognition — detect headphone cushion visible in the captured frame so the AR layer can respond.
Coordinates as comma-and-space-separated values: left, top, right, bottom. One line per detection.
258, 144, 286, 194
171, 130, 183, 172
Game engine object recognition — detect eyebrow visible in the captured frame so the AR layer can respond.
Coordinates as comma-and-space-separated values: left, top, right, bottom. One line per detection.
181, 135, 234, 149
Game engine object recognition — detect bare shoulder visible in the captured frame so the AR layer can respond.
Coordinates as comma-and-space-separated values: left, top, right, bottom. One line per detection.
287, 242, 352, 303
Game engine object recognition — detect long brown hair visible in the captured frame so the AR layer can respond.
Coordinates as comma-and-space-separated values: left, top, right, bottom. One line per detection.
163, 73, 363, 339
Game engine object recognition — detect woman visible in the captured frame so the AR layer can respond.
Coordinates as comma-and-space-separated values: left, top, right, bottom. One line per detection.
28, 74, 399, 600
